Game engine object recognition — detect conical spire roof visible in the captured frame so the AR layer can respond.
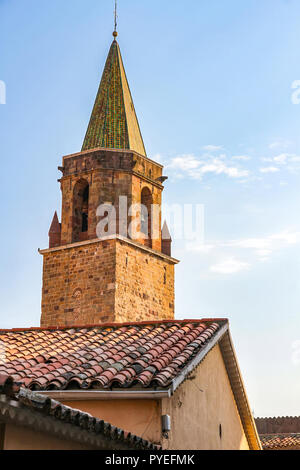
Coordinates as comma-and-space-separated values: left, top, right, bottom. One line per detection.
162, 221, 172, 241
82, 39, 146, 156
48, 211, 60, 235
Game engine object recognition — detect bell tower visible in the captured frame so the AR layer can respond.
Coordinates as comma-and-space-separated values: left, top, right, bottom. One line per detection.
40, 34, 178, 328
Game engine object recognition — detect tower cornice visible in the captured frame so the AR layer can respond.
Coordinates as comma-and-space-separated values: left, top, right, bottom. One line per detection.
62, 147, 163, 169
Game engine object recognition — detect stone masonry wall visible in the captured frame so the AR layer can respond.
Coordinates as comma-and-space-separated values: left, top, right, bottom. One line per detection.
59, 149, 164, 248
41, 237, 176, 328
41, 239, 117, 327
115, 239, 175, 323
131, 175, 162, 252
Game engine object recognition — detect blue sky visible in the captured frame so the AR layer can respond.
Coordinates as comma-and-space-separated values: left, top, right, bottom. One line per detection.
1, 0, 300, 417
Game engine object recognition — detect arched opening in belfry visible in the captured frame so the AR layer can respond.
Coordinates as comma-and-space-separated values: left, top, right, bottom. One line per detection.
141, 187, 153, 248
72, 179, 90, 243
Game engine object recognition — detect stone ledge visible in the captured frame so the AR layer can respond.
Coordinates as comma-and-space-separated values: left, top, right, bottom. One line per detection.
39, 234, 180, 264
62, 147, 164, 169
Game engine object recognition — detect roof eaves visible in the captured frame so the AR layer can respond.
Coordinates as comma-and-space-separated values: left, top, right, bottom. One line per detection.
37, 389, 171, 401
0, 385, 161, 451
169, 322, 261, 451
171, 322, 229, 393
219, 330, 262, 451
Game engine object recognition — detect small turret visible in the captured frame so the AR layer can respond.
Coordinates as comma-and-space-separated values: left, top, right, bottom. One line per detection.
49, 211, 61, 248
162, 221, 172, 257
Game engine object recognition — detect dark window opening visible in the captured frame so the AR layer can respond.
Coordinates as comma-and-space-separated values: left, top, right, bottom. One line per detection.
82, 212, 88, 233
0, 423, 5, 450
83, 186, 89, 203
81, 186, 89, 232
141, 187, 153, 248
72, 179, 90, 242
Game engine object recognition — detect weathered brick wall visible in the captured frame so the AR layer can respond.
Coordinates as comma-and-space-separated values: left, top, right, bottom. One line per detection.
115, 239, 175, 323
41, 238, 176, 327
42, 148, 174, 328
131, 176, 162, 252
255, 417, 300, 434
41, 239, 117, 327
59, 149, 164, 249
60, 169, 133, 246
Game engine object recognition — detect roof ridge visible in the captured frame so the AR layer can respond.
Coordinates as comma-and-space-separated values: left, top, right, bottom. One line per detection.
0, 318, 228, 333
261, 432, 300, 435
256, 416, 300, 420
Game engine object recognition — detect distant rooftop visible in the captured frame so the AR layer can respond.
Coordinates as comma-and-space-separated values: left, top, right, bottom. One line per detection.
256, 416, 300, 450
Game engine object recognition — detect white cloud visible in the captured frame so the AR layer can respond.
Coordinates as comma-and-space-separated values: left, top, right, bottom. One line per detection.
164, 142, 300, 185
269, 142, 281, 150
167, 154, 200, 172
203, 145, 223, 152
210, 258, 250, 274
273, 153, 289, 165
167, 154, 249, 181
187, 229, 300, 277
270, 231, 300, 244
260, 166, 280, 173
227, 237, 271, 251
152, 153, 163, 163
197, 160, 249, 179
186, 243, 215, 254
264, 153, 300, 171
232, 155, 251, 161
224, 230, 300, 259
269, 140, 291, 150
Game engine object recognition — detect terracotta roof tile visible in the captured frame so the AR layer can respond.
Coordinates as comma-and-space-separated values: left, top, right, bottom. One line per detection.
260, 433, 300, 450
0, 319, 226, 391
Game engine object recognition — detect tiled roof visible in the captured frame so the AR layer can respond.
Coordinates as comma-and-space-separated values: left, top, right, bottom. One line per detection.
0, 374, 159, 450
82, 39, 146, 156
0, 320, 224, 392
256, 417, 300, 450
260, 433, 300, 450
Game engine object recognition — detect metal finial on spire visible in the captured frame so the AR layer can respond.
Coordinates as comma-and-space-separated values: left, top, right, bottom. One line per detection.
113, 0, 118, 38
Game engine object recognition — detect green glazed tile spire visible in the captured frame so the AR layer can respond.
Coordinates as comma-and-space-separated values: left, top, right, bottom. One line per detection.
82, 39, 146, 157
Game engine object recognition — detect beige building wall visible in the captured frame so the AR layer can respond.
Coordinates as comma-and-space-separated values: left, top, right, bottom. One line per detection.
161, 344, 250, 450
62, 398, 162, 445
3, 423, 91, 450
61, 346, 251, 450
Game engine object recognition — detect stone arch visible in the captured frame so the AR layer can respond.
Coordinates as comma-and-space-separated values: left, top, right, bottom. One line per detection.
72, 179, 90, 242
141, 186, 153, 248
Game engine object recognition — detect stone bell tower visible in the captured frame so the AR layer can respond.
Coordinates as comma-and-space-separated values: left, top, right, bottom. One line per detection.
40, 34, 178, 328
